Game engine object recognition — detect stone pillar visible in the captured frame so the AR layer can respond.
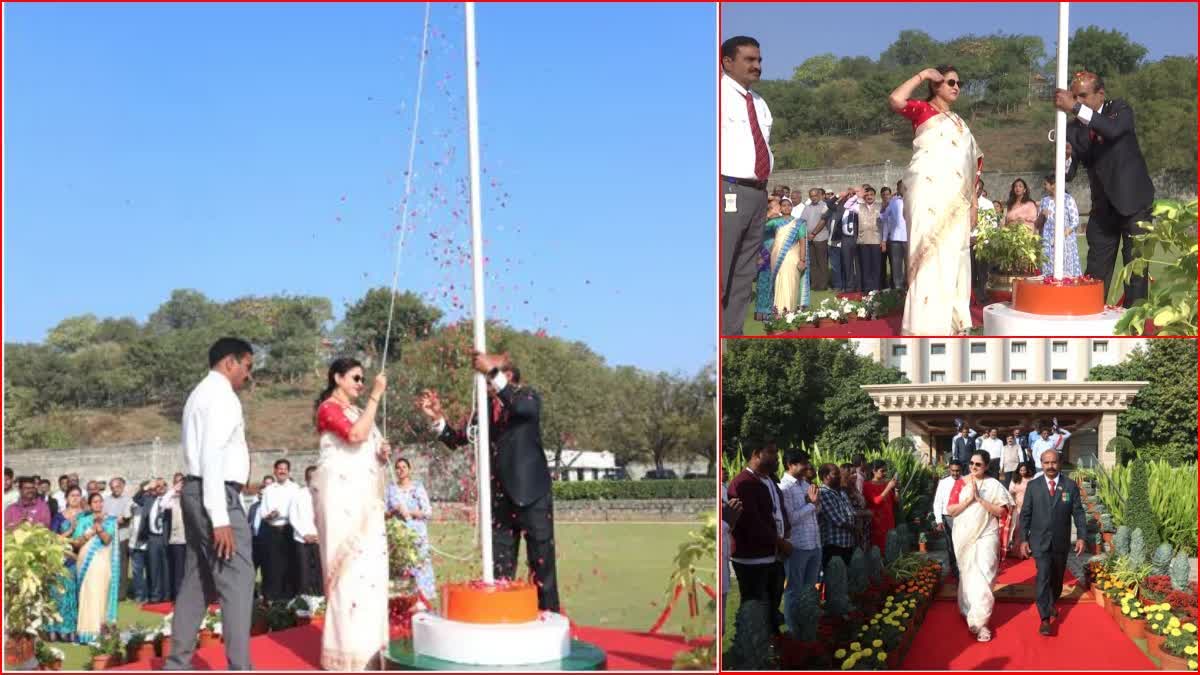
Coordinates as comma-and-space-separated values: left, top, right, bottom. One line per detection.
947, 339, 964, 384
1098, 411, 1119, 468
1075, 339, 1091, 381
989, 338, 1005, 381
888, 414, 904, 441
912, 338, 927, 384
1028, 338, 1048, 382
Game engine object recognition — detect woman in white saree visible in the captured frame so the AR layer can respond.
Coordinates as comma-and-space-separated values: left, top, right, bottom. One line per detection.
312, 358, 393, 670
888, 65, 984, 335
944, 449, 1013, 642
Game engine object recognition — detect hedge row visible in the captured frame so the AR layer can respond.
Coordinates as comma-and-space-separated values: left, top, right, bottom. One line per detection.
552, 479, 714, 501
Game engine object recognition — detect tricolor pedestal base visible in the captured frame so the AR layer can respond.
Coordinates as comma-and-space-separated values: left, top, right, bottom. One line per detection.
385, 636, 605, 671
982, 303, 1123, 336
393, 611, 598, 669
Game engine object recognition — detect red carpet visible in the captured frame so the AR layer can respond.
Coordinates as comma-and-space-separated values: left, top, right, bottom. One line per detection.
902, 598, 1154, 670
994, 557, 1078, 587
111, 624, 691, 671
138, 602, 219, 615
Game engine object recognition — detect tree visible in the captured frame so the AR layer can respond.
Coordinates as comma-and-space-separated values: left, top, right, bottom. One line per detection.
342, 288, 442, 363
880, 30, 941, 69
792, 53, 839, 86
46, 314, 100, 353
1087, 340, 1197, 449
147, 289, 218, 333
1068, 26, 1148, 78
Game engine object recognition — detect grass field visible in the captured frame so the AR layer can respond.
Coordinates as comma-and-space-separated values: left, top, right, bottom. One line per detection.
740, 234, 1166, 336
49, 521, 712, 670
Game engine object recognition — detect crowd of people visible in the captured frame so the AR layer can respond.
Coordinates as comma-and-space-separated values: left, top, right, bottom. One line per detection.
2, 457, 440, 646
722, 419, 1085, 643
722, 34, 1156, 336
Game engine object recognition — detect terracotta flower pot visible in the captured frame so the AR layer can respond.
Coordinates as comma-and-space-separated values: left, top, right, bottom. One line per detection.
91, 655, 114, 670
1094, 588, 1108, 608
197, 629, 220, 649
1156, 648, 1190, 671
128, 642, 156, 663
251, 619, 269, 636
1146, 631, 1166, 654
918, 542, 927, 553
295, 615, 313, 627
5, 633, 35, 667
1122, 615, 1147, 640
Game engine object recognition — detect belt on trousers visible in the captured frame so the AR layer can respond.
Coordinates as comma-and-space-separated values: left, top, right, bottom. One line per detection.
185, 475, 244, 492
721, 175, 768, 191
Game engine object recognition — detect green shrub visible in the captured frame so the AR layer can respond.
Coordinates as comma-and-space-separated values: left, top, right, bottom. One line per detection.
1124, 460, 1161, 552
727, 599, 775, 670
1136, 444, 1199, 466
552, 479, 712, 501
1106, 436, 1136, 465
824, 557, 853, 617
1114, 526, 1131, 557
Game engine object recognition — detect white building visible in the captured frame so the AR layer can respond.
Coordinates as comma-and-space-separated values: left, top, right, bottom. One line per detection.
852, 338, 1149, 468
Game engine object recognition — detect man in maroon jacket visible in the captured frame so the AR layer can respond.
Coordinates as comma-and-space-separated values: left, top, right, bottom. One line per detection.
727, 438, 790, 634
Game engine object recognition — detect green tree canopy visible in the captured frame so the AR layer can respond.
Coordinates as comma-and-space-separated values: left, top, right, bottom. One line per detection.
1087, 340, 1197, 450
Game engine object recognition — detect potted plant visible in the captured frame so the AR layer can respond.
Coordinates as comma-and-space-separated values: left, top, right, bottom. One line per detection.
973, 218, 1046, 300
291, 596, 313, 626
198, 608, 222, 648
89, 623, 124, 670
1145, 604, 1174, 655
124, 624, 156, 663
34, 640, 64, 671
267, 600, 298, 632
156, 613, 172, 658
310, 597, 327, 629
1156, 623, 1196, 671
250, 601, 269, 636
4, 524, 71, 668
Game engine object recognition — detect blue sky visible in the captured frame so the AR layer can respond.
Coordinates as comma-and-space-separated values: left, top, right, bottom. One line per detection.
722, 3, 1197, 81
4, 2, 716, 375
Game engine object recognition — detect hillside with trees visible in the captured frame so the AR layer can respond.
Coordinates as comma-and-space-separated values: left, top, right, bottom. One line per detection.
4, 289, 716, 474
758, 27, 1196, 181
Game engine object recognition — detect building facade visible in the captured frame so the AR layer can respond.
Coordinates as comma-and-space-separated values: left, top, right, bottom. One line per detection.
853, 338, 1148, 468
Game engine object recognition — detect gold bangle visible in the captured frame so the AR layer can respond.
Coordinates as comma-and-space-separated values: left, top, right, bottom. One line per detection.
369, 396, 380, 404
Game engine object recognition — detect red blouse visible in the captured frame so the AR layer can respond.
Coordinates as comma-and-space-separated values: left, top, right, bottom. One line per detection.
897, 99, 941, 132
316, 399, 354, 442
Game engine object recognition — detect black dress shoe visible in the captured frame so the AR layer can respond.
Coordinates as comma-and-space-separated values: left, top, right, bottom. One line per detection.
1039, 620, 1052, 636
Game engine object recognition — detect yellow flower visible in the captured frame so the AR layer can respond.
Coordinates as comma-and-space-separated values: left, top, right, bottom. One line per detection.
863, 648, 874, 657
851, 642, 861, 651
835, 649, 847, 659
1188, 660, 1197, 671
1185, 645, 1197, 656
841, 659, 854, 670
871, 619, 879, 625
1173, 629, 1184, 638
1172, 617, 1183, 628
873, 639, 883, 648
1185, 624, 1198, 633
1158, 614, 1167, 621
1122, 606, 1131, 615
877, 652, 888, 662
1153, 624, 1161, 631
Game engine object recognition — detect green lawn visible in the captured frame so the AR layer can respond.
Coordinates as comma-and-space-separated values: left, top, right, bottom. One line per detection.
50, 522, 710, 670
740, 234, 1169, 336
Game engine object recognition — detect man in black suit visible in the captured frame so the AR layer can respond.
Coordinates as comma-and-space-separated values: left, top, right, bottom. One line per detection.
418, 352, 559, 612
1019, 449, 1088, 636
1056, 72, 1155, 306
951, 427, 976, 467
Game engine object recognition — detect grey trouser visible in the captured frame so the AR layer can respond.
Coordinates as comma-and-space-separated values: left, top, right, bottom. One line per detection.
888, 242, 908, 289
721, 180, 767, 336
165, 479, 253, 670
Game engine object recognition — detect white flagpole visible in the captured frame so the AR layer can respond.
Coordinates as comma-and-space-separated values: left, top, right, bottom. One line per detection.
1054, 2, 1069, 279
464, 1, 494, 585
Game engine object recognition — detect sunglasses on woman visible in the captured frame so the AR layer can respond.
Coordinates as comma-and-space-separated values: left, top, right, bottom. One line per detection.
969, 461, 985, 467
944, 79, 962, 88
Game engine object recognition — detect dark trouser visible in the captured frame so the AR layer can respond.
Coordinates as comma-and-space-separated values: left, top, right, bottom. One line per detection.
1086, 205, 1152, 306
810, 240, 831, 291
721, 181, 768, 336
169, 543, 187, 600
147, 534, 170, 602
166, 479, 253, 671
262, 524, 297, 601
859, 244, 883, 292
943, 516, 959, 578
731, 560, 785, 634
821, 544, 854, 571
1034, 550, 1069, 621
251, 532, 266, 595
970, 249, 990, 305
888, 242, 908, 289
840, 241, 860, 292
830, 243, 844, 290
493, 489, 559, 612
294, 540, 324, 597
129, 548, 148, 602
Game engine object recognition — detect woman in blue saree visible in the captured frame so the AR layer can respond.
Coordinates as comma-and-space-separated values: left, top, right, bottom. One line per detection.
73, 492, 119, 645
753, 196, 784, 320
385, 457, 437, 601
45, 486, 84, 642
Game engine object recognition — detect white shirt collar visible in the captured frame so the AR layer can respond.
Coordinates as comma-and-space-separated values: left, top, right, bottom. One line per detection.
722, 73, 751, 98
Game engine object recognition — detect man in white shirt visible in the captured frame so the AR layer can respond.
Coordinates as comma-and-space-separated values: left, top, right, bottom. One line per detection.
259, 459, 302, 602
882, 180, 908, 290
779, 450, 821, 636
721, 35, 773, 336
166, 337, 255, 671
50, 474, 69, 513
980, 429, 1004, 474
289, 466, 322, 600
104, 477, 136, 602
1032, 425, 1072, 477
932, 460, 965, 579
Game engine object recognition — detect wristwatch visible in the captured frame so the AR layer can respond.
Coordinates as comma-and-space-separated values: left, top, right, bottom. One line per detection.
1071, 102, 1082, 116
